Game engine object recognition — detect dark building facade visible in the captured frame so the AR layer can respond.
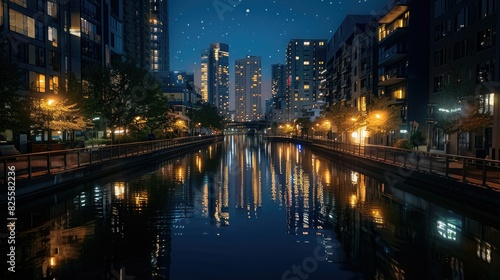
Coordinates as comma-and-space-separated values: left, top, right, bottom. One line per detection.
429, 0, 498, 157
285, 39, 327, 122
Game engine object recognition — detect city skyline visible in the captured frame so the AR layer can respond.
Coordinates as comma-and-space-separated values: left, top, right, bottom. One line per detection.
169, 0, 386, 108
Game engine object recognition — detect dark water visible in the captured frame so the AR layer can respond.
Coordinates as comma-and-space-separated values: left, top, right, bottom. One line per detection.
2, 136, 499, 279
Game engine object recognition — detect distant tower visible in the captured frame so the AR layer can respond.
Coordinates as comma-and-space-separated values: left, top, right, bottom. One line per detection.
235, 56, 262, 121
286, 39, 327, 121
272, 64, 287, 99
200, 43, 230, 120
150, 0, 169, 73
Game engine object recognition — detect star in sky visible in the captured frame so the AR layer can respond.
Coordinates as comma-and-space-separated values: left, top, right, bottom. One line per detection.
170, 0, 385, 107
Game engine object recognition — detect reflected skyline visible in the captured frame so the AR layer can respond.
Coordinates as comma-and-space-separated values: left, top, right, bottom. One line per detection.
3, 136, 499, 279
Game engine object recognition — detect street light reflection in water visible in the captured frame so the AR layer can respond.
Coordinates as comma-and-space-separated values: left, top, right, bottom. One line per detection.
3, 135, 500, 279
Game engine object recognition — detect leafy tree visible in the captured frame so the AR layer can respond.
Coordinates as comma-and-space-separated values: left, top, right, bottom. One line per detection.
30, 98, 93, 140
366, 95, 402, 134
83, 59, 163, 143
295, 117, 312, 137
192, 102, 225, 131
325, 103, 366, 134
0, 51, 29, 133
141, 94, 174, 136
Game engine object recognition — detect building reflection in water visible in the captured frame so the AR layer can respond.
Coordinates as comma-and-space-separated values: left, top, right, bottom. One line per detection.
4, 136, 500, 279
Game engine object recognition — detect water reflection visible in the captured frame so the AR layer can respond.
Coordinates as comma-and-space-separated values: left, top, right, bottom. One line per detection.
2, 136, 499, 279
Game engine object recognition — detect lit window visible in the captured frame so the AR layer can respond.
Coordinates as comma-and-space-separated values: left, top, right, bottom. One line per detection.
304, 41, 310, 46
304, 61, 310, 66
48, 26, 58, 47
49, 76, 59, 92
47, 1, 57, 18
9, 9, 35, 38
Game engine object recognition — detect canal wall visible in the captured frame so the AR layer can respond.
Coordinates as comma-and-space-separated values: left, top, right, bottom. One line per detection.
1, 137, 222, 202
270, 137, 500, 216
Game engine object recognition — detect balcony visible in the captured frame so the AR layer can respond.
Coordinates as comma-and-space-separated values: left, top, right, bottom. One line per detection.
340, 65, 352, 74
378, 45, 407, 66
341, 78, 351, 88
378, 27, 407, 46
378, 68, 406, 86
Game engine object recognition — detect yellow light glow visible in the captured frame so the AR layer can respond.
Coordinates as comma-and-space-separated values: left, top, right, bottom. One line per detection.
352, 132, 358, 138
350, 194, 357, 208
50, 257, 56, 266
47, 99, 55, 106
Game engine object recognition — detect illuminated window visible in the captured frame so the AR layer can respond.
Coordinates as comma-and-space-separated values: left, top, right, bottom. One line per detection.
9, 9, 35, 38
47, 1, 57, 18
319, 42, 324, 46
304, 84, 310, 90
303, 61, 310, 66
304, 41, 310, 46
30, 72, 46, 92
393, 88, 405, 99
48, 26, 58, 47
49, 76, 59, 92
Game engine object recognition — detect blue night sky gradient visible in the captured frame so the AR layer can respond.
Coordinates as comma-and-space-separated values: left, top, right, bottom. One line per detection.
169, 0, 387, 108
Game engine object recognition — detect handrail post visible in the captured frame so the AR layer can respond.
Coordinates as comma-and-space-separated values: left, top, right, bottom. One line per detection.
482, 160, 488, 187
462, 158, 467, 183
28, 156, 32, 179
47, 153, 51, 175
89, 149, 93, 165
77, 150, 81, 167
429, 155, 433, 173
64, 152, 67, 170
445, 156, 449, 177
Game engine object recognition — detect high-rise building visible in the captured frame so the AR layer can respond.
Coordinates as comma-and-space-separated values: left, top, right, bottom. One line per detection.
150, 0, 169, 73
69, 0, 106, 80
200, 43, 230, 120
123, 0, 150, 69
235, 56, 262, 122
2, 0, 69, 100
286, 39, 327, 122
325, 15, 375, 107
272, 64, 287, 99
150, 0, 170, 87
429, 0, 498, 157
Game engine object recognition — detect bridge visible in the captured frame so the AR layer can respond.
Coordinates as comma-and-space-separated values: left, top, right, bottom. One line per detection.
225, 120, 270, 131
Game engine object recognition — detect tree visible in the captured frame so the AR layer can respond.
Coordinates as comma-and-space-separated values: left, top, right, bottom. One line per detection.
83, 59, 163, 143
192, 102, 225, 132
325, 103, 366, 135
366, 95, 402, 134
30, 98, 93, 141
0, 51, 29, 133
295, 117, 312, 137
141, 94, 174, 136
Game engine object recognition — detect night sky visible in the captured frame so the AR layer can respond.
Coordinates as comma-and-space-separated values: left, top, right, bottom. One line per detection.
170, 0, 386, 109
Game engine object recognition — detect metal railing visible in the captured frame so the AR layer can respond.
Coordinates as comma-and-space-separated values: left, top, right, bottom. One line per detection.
1, 135, 221, 184
269, 136, 500, 188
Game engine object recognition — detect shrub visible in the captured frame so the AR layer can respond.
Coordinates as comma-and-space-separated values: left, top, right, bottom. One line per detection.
392, 139, 413, 150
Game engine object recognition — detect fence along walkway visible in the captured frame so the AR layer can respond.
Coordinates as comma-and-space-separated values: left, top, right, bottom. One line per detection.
1, 136, 220, 185
271, 136, 500, 190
